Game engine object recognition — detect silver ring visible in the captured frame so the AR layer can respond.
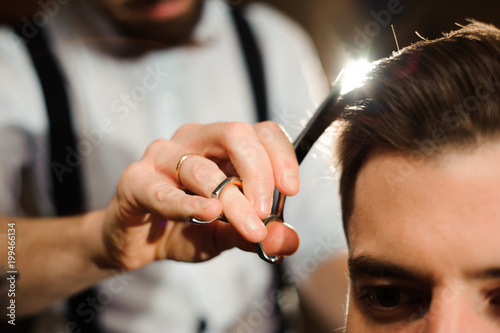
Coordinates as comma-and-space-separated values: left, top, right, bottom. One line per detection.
210, 176, 243, 200
188, 177, 243, 224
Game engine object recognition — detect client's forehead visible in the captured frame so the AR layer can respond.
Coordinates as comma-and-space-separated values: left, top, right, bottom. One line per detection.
348, 144, 500, 280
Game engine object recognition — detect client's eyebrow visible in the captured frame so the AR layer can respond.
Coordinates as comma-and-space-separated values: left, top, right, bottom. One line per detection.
348, 255, 429, 282
467, 267, 500, 280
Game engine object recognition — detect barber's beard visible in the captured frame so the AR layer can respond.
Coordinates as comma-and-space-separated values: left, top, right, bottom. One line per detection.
121, 0, 203, 45
99, 0, 205, 56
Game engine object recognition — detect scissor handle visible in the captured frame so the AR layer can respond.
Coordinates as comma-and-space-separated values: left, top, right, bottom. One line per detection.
253, 236, 283, 264
190, 186, 288, 264
188, 177, 242, 224
252, 189, 287, 264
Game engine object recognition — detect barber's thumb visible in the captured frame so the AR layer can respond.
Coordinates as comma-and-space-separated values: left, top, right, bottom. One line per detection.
261, 221, 300, 257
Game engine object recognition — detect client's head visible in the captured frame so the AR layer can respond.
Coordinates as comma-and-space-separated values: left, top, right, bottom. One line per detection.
336, 22, 500, 332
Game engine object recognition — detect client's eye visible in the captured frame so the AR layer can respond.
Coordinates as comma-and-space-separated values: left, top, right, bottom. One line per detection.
356, 285, 429, 323
369, 286, 402, 307
487, 288, 500, 318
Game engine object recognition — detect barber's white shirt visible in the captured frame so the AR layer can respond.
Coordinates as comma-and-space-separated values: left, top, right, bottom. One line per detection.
0, 0, 346, 332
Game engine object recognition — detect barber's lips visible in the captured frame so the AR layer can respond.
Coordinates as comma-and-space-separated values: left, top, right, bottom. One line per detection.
127, 0, 191, 20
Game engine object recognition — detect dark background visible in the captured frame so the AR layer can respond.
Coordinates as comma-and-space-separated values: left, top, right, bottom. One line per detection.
253, 0, 500, 80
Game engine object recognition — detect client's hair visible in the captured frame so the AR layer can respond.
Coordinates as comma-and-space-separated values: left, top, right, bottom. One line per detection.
337, 22, 500, 237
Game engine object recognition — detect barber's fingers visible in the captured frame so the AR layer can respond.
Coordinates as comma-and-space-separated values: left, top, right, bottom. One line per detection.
172, 122, 298, 218
213, 219, 300, 256
184, 122, 274, 217
158, 218, 299, 262
124, 139, 268, 243
117, 162, 222, 224
115, 139, 221, 223
175, 145, 295, 245
174, 154, 268, 243
253, 121, 300, 196
140, 138, 226, 198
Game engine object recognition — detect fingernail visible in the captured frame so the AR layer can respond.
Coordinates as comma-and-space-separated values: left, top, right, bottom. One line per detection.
256, 196, 271, 215
245, 215, 266, 234
282, 170, 299, 191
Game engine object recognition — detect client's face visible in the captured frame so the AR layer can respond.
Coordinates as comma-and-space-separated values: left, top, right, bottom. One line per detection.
345, 144, 500, 332
92, 0, 204, 45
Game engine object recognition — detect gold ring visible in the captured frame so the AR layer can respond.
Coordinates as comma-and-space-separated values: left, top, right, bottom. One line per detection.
175, 153, 198, 185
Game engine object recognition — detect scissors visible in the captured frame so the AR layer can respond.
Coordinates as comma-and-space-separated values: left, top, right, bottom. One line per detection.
187, 71, 350, 263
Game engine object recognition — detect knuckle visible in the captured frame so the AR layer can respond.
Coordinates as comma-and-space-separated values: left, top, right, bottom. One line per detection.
116, 163, 146, 208
223, 122, 253, 142
150, 138, 169, 148
121, 258, 143, 271
190, 161, 226, 195
258, 122, 288, 145
145, 139, 171, 156
190, 160, 217, 183
120, 162, 143, 185
154, 185, 176, 205
240, 143, 259, 159
173, 123, 200, 140
181, 196, 201, 215
260, 120, 281, 131
180, 123, 199, 132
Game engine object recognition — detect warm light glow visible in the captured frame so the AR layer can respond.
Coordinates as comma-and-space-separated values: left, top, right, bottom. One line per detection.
339, 59, 374, 95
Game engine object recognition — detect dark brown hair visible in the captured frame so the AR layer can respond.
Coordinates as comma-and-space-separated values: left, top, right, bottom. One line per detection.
337, 22, 500, 238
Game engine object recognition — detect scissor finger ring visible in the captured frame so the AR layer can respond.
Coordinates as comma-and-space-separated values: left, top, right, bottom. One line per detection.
188, 177, 242, 224
187, 176, 285, 264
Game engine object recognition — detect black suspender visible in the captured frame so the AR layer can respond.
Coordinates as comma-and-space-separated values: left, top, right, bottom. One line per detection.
11, 26, 94, 333
230, 9, 269, 122
13, 28, 86, 217
13, 27, 100, 333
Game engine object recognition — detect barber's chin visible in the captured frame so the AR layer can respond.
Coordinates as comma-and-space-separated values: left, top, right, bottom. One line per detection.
143, 0, 191, 20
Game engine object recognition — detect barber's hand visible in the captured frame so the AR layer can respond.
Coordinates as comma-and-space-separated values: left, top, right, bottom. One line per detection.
101, 121, 300, 270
